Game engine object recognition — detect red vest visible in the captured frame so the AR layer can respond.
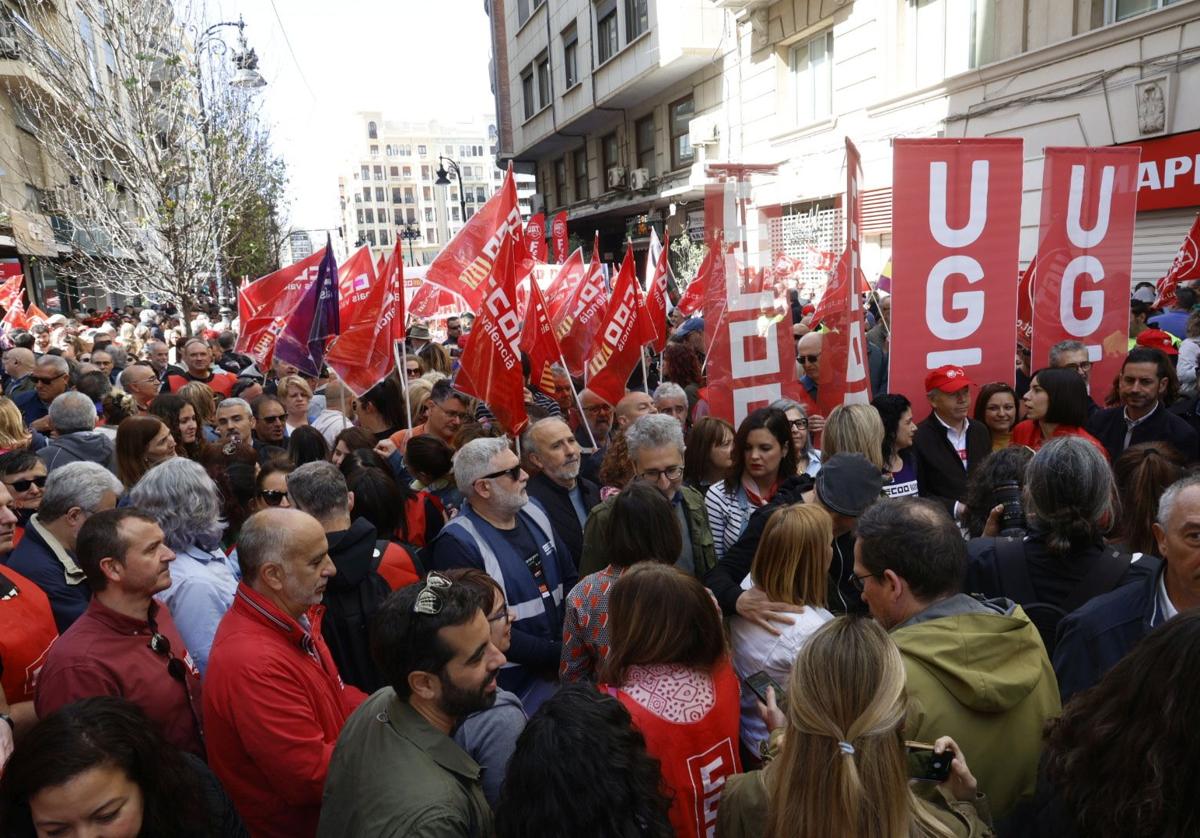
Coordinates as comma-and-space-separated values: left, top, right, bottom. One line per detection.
613, 659, 742, 838
167, 370, 236, 398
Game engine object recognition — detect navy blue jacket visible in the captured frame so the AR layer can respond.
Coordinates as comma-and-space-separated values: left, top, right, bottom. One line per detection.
1085, 403, 1199, 464
525, 472, 598, 571
1052, 556, 1164, 704
13, 389, 49, 427
4, 520, 90, 632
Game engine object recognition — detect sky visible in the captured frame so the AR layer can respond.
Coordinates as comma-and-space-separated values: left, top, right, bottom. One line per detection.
202, 0, 496, 231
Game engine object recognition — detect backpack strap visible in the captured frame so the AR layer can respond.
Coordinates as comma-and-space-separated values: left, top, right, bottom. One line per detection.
1060, 547, 1133, 614
989, 537, 1039, 604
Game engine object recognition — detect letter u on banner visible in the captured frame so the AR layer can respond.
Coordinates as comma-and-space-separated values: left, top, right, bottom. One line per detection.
1032, 147, 1141, 403
891, 138, 1023, 421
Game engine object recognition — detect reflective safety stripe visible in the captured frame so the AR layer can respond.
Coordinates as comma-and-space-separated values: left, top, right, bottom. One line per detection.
511, 586, 564, 621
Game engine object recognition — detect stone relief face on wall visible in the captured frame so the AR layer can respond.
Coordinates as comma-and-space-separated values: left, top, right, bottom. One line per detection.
1136, 78, 1168, 136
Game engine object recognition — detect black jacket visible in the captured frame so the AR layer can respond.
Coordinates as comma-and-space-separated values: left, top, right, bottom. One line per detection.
912, 413, 992, 515
525, 472, 598, 570
1085, 402, 1199, 464
1169, 396, 1200, 458
320, 518, 392, 693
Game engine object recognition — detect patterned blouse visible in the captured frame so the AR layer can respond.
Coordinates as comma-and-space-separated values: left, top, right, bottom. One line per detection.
559, 564, 624, 684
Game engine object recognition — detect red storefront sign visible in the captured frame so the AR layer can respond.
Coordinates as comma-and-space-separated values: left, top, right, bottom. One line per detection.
1119, 130, 1200, 212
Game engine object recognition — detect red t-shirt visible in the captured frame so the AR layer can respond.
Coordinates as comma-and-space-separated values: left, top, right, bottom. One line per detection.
0, 567, 57, 704
166, 369, 237, 399
1011, 420, 1109, 459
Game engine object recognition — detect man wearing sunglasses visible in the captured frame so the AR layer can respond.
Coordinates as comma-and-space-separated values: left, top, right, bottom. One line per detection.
14, 355, 71, 430
35, 508, 205, 758
251, 394, 289, 452
429, 437, 577, 715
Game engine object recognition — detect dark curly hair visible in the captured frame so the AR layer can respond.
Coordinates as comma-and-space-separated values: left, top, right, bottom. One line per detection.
871, 393, 912, 462
962, 446, 1034, 538
661, 342, 702, 389
1044, 610, 1200, 836
494, 685, 673, 838
0, 697, 211, 838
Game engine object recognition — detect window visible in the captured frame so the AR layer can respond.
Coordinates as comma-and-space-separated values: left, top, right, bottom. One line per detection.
537, 54, 551, 109
407, 209, 417, 224
392, 187, 402, 203
635, 115, 655, 176
1112, 0, 1184, 21
403, 166, 412, 178
370, 145, 379, 157
522, 67, 536, 119
574, 149, 589, 199
365, 230, 376, 246
373, 166, 383, 180
669, 96, 695, 170
372, 187, 383, 202
790, 30, 833, 124
463, 165, 472, 179
395, 208, 405, 224
418, 144, 428, 156
405, 188, 415, 203
452, 207, 461, 222
364, 209, 375, 223
625, 0, 648, 41
425, 207, 435, 222
563, 25, 579, 88
421, 165, 431, 180
362, 188, 371, 202
446, 145, 454, 155
554, 158, 568, 208
360, 165, 370, 181
426, 228, 437, 243
476, 186, 487, 202
909, 0, 972, 87
467, 207, 476, 220
380, 230, 390, 245
368, 121, 378, 139
356, 209, 364, 224
423, 186, 433, 201
602, 132, 619, 179
389, 166, 399, 177
597, 0, 618, 64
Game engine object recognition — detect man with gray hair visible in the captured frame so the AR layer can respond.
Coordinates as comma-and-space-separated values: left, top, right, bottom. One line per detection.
653, 381, 690, 428
524, 417, 600, 564
428, 436, 576, 713
1049, 338, 1100, 416
578, 413, 717, 581
6, 461, 122, 630
14, 354, 71, 429
38, 391, 115, 473
287, 461, 417, 692
119, 363, 160, 413
1055, 472, 1200, 702
215, 397, 254, 448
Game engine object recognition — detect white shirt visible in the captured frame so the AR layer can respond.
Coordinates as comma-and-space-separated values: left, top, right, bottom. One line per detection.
934, 412, 970, 470
1157, 571, 1179, 622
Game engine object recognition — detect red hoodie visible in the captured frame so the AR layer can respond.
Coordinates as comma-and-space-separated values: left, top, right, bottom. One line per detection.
203, 583, 365, 838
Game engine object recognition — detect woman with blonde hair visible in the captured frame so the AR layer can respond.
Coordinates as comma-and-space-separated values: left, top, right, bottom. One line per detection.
821, 403, 886, 471
717, 617, 991, 838
177, 381, 218, 442
0, 396, 31, 452
277, 374, 313, 432
407, 377, 433, 428
729, 504, 834, 758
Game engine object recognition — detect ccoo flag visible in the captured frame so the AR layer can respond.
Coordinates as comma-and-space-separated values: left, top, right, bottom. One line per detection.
274, 239, 339, 377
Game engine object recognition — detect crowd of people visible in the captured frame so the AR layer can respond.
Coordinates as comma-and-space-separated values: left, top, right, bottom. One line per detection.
0, 286, 1197, 838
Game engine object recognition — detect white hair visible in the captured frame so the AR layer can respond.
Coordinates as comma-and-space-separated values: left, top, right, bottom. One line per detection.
49, 391, 98, 434
653, 382, 687, 404
453, 437, 513, 497
624, 414, 685, 461
128, 458, 224, 551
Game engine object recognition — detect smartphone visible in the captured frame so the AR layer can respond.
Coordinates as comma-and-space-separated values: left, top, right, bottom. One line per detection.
905, 741, 954, 782
743, 671, 787, 714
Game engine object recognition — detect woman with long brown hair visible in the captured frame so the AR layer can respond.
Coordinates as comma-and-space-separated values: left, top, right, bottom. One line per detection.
149, 393, 202, 458
683, 416, 734, 493
718, 617, 991, 838
115, 415, 177, 489
1109, 441, 1185, 555
600, 562, 741, 838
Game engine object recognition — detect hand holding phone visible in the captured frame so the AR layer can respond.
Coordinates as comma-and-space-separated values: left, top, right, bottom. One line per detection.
905, 741, 954, 782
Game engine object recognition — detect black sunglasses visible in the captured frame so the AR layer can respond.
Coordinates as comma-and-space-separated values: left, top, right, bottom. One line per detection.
259, 489, 288, 507
31, 373, 65, 385
148, 632, 188, 684
479, 465, 522, 482
797, 354, 820, 364
259, 414, 286, 424
4, 475, 47, 492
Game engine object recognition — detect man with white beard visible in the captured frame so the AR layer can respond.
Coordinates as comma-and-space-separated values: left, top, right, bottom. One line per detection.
428, 437, 577, 713
523, 417, 601, 566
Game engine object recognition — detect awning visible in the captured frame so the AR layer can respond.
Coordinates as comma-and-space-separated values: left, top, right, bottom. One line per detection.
10, 209, 58, 257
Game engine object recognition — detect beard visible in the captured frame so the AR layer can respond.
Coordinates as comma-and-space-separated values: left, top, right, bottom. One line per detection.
438, 668, 498, 718
545, 459, 581, 483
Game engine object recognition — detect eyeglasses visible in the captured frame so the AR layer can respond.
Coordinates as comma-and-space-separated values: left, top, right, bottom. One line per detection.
414, 572, 452, 615
583, 403, 612, 415
258, 489, 288, 507
1061, 361, 1092, 372
259, 413, 286, 424
487, 603, 509, 624
638, 465, 684, 482
797, 355, 820, 365
148, 632, 189, 684
436, 403, 472, 421
480, 465, 523, 482
789, 418, 809, 430
850, 572, 880, 593
405, 367, 422, 378
4, 475, 47, 493
31, 373, 65, 385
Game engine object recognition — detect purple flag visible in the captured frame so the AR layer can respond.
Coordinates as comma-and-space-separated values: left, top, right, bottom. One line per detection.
274, 237, 339, 376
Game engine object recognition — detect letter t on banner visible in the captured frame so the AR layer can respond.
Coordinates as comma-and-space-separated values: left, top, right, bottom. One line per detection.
1032, 147, 1140, 402
890, 138, 1023, 421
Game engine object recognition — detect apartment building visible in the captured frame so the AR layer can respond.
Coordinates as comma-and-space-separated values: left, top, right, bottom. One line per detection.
488, 0, 1199, 284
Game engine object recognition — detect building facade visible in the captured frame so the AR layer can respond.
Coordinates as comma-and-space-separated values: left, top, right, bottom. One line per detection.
488, 0, 1199, 284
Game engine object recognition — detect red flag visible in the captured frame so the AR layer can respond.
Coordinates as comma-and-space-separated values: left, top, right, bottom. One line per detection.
525, 213, 546, 262
327, 240, 407, 396
543, 248, 586, 323
677, 247, 714, 316
1154, 214, 1200, 309
519, 278, 563, 397
2, 293, 29, 330
645, 232, 671, 352
584, 246, 649, 406
0, 275, 23, 311
554, 236, 609, 377
413, 166, 522, 316
1016, 257, 1036, 350
337, 246, 378, 326
551, 212, 568, 263
236, 250, 326, 361
25, 303, 48, 326
455, 235, 528, 434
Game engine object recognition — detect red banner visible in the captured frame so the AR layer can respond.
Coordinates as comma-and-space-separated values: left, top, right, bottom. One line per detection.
236, 249, 326, 363
25, 303, 48, 326
1016, 257, 1036, 350
327, 241, 406, 396
677, 247, 713, 317
0, 275, 23, 312
645, 232, 670, 353
551, 212, 568, 263
1032, 146, 1140, 400
526, 213, 546, 263
585, 246, 655, 406
554, 237, 609, 377
337, 246, 378, 326
1153, 214, 1200, 309
703, 166, 811, 426
817, 138, 872, 414
414, 166, 522, 316
1124, 129, 1200, 212
455, 235, 528, 434
543, 248, 585, 323
890, 138, 1023, 421
519, 277, 563, 396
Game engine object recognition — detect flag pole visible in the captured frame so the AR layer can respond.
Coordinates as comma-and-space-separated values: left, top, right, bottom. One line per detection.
559, 349, 597, 450
395, 338, 412, 428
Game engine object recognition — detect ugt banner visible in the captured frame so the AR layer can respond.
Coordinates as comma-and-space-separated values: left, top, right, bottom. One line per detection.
890, 138, 1023, 420
525, 213, 545, 262
1032, 146, 1141, 401
703, 164, 809, 426
551, 212, 568, 263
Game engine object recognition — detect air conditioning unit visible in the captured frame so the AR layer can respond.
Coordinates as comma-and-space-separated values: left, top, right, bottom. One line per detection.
630, 168, 650, 190
607, 166, 626, 189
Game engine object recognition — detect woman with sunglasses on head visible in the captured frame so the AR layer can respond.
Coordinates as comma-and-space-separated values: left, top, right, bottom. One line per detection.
0, 450, 46, 546
277, 375, 313, 434
706, 408, 796, 561
769, 398, 821, 477
115, 416, 178, 491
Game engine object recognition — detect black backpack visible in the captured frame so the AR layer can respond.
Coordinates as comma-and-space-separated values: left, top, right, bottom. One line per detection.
320, 545, 392, 694
989, 538, 1132, 657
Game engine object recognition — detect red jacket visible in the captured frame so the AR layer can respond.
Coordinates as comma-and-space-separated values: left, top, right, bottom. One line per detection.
1010, 420, 1109, 459
0, 567, 57, 704
165, 369, 237, 398
203, 583, 366, 838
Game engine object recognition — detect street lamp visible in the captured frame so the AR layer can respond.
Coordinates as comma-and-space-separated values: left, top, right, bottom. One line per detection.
399, 223, 421, 267
435, 157, 469, 232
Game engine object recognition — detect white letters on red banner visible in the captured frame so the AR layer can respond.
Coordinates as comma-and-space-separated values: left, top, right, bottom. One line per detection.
525, 213, 545, 262
891, 138, 1023, 419
1032, 147, 1140, 400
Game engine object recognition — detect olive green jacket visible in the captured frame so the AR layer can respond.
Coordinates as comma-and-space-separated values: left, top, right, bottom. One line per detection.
577, 485, 716, 580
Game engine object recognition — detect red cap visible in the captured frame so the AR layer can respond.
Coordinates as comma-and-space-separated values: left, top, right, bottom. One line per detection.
802, 304, 816, 316
1136, 328, 1177, 355
924, 365, 975, 393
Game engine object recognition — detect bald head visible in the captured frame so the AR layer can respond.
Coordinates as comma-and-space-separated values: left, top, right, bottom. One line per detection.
237, 507, 324, 581
615, 391, 656, 429
3, 347, 34, 379
797, 330, 822, 379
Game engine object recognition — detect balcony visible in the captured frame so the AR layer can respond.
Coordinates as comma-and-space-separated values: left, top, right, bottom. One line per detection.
0, 12, 66, 105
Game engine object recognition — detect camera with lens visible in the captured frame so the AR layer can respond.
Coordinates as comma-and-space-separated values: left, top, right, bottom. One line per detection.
992, 480, 1026, 538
